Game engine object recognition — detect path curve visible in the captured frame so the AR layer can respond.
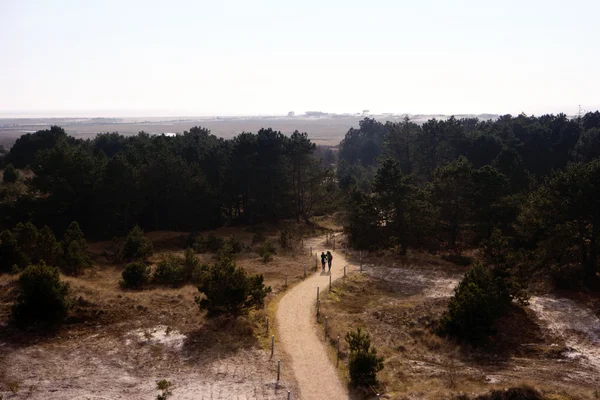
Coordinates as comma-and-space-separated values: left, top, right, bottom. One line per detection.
276, 236, 357, 400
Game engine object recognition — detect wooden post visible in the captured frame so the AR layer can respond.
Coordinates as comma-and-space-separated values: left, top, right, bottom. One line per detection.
329, 275, 332, 292
310, 246, 312, 256
277, 359, 281, 382
288, 391, 291, 400
304, 264, 307, 278
271, 335, 275, 358
266, 317, 269, 335
344, 265, 346, 277
325, 316, 328, 339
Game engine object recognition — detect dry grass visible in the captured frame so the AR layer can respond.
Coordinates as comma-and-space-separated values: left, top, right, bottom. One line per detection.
315, 268, 599, 400
0, 224, 311, 398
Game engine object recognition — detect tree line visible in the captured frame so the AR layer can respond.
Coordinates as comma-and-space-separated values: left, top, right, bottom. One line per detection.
0, 126, 336, 238
340, 111, 600, 341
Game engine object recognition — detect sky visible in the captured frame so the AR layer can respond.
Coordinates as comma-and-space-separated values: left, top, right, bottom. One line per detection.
1, 0, 599, 117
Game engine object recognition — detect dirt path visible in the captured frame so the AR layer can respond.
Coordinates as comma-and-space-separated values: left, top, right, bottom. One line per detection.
275, 236, 356, 400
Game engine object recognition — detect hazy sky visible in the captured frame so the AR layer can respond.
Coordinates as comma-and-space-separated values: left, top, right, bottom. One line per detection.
1, 0, 599, 117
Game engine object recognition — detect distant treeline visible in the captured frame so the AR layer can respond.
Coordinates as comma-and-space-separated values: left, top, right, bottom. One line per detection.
340, 111, 600, 286
0, 126, 337, 238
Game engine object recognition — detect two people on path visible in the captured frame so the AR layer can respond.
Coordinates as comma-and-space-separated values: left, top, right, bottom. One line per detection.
321, 251, 333, 272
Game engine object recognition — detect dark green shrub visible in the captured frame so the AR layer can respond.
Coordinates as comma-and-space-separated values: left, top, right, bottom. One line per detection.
438, 262, 511, 342
2, 163, 19, 183
183, 248, 208, 284
279, 228, 293, 250
226, 235, 243, 253
156, 379, 173, 400
258, 241, 276, 263
185, 232, 205, 253
196, 258, 271, 316
12, 262, 71, 325
0, 230, 26, 273
60, 221, 91, 275
441, 254, 473, 266
122, 225, 153, 261
121, 261, 150, 289
204, 233, 224, 253
154, 254, 186, 287
345, 327, 384, 387
36, 225, 61, 265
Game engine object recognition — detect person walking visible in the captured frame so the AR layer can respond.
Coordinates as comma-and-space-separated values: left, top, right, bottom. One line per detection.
326, 251, 333, 272
321, 252, 327, 271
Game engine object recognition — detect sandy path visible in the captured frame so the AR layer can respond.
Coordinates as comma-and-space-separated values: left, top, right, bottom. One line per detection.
276, 236, 355, 400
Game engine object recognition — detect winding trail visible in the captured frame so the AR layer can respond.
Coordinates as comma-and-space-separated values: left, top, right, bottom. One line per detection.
276, 236, 356, 400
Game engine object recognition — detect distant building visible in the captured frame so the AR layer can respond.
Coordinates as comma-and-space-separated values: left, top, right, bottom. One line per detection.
287, 111, 295, 117
362, 110, 370, 116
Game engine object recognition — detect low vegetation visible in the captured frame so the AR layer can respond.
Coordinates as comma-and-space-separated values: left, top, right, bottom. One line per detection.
121, 261, 151, 289
2, 163, 19, 183
438, 262, 511, 342
196, 257, 271, 316
345, 327, 384, 387
12, 262, 71, 325
122, 225, 153, 261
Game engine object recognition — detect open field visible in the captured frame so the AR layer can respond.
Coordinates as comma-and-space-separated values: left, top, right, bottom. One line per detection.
317, 244, 600, 399
0, 226, 318, 399
0, 114, 500, 149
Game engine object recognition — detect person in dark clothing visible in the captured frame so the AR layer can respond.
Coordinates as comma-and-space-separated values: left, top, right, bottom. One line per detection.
326, 251, 333, 271
321, 252, 327, 271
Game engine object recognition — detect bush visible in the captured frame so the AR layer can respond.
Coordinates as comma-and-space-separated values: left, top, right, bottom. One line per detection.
122, 225, 153, 261
258, 241, 276, 263
153, 253, 186, 287
226, 235, 243, 253
345, 327, 384, 387
12, 262, 71, 325
204, 233, 224, 253
185, 232, 205, 253
183, 248, 208, 284
121, 261, 150, 289
196, 258, 271, 316
3, 163, 19, 183
0, 229, 26, 273
36, 225, 61, 266
60, 221, 91, 275
438, 262, 511, 342
279, 228, 293, 250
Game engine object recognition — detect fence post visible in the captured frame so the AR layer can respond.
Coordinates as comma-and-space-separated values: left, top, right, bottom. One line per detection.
329, 275, 332, 292
288, 390, 291, 400
277, 359, 281, 383
271, 335, 275, 358
344, 265, 346, 277
266, 317, 269, 335
336, 335, 340, 367
325, 316, 328, 339
310, 246, 312, 256
304, 264, 307, 278
317, 299, 320, 317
